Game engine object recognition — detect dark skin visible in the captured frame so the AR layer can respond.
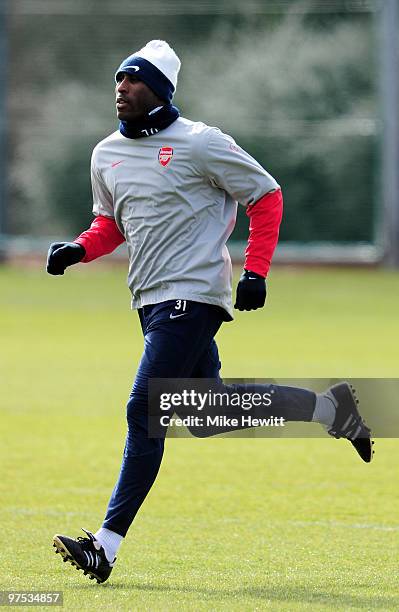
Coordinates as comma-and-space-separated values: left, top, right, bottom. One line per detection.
115, 73, 164, 122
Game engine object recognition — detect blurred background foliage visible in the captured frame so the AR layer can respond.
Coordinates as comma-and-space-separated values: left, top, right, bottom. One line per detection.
8, 0, 378, 242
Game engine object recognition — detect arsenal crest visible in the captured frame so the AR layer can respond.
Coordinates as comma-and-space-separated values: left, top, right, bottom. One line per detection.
158, 146, 173, 167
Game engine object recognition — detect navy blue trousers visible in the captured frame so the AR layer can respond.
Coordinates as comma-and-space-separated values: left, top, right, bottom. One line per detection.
103, 300, 316, 537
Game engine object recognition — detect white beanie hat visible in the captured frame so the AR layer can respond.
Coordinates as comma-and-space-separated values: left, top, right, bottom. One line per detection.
136, 40, 180, 89
115, 40, 181, 102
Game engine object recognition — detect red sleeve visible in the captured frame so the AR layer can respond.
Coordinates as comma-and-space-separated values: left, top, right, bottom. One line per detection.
74, 215, 126, 263
244, 188, 283, 277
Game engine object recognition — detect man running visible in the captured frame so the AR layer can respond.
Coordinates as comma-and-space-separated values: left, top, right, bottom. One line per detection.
47, 40, 373, 584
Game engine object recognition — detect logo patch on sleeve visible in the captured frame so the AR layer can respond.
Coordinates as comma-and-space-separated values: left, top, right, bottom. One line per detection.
158, 146, 173, 167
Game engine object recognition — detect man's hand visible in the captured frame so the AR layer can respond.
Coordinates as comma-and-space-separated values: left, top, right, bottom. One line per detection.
46, 242, 86, 275
234, 269, 267, 311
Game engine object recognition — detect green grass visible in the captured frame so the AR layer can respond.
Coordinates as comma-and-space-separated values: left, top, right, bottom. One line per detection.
1, 264, 399, 610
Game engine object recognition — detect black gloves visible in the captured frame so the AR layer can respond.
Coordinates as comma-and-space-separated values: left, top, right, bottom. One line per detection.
46, 242, 86, 275
234, 269, 267, 311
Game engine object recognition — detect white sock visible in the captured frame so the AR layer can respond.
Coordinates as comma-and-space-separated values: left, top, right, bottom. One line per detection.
94, 528, 124, 563
312, 391, 337, 428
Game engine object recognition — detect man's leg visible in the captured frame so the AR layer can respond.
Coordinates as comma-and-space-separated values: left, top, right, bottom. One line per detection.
53, 300, 224, 580
100, 301, 224, 537
184, 340, 373, 463
186, 342, 316, 438
53, 301, 372, 581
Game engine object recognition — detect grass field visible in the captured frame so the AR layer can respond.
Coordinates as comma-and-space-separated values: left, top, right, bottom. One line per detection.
1, 264, 399, 611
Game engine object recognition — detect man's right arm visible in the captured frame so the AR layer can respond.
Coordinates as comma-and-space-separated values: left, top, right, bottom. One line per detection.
46, 215, 126, 275
46, 148, 126, 276
74, 215, 125, 262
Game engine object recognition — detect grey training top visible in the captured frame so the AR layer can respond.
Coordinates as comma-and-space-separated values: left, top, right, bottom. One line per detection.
91, 116, 279, 319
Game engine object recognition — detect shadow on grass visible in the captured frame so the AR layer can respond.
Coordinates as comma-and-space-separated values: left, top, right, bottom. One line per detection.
73, 580, 397, 609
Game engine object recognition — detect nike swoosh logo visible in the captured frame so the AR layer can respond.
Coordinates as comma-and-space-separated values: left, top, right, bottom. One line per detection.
170, 313, 187, 319
248, 277, 258, 280
111, 160, 124, 168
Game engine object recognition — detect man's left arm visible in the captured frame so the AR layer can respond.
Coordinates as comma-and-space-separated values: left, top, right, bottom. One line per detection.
235, 188, 283, 311
200, 127, 283, 311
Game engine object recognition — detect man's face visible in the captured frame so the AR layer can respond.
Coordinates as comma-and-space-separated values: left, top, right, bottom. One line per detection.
115, 73, 161, 121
